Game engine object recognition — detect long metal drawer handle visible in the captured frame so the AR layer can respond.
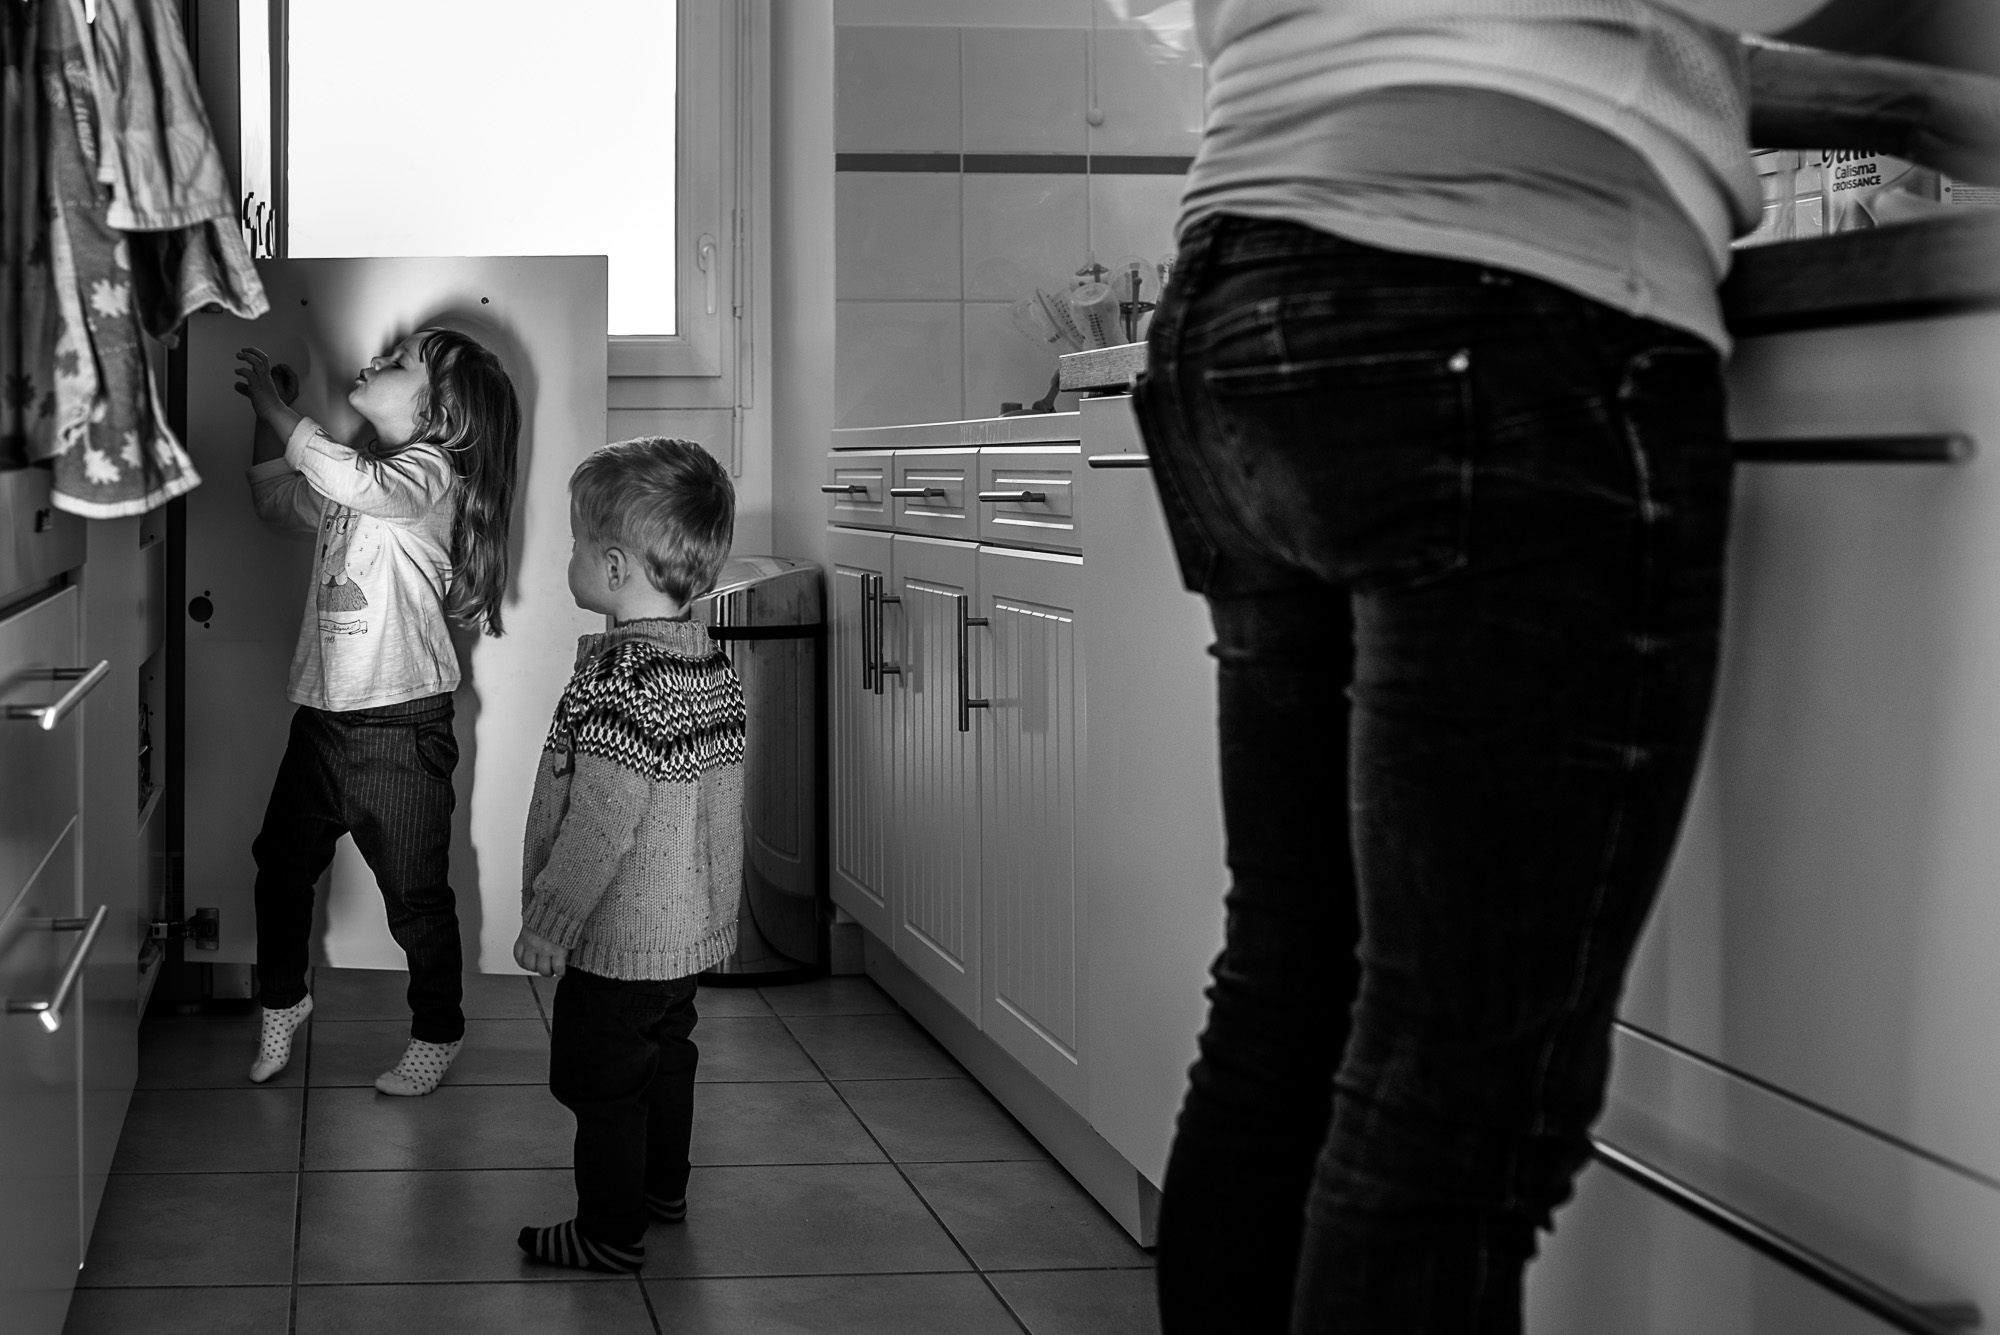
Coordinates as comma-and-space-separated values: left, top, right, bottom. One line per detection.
860, 572, 877, 692
821, 483, 869, 495
1590, 1137, 1981, 1335
874, 577, 902, 695
957, 594, 990, 733
889, 486, 948, 499
8, 905, 109, 1034
1086, 453, 1151, 469
6, 660, 111, 732
979, 489, 1047, 503
1732, 434, 1974, 464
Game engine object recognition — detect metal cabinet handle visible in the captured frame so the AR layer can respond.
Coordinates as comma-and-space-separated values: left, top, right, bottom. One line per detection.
874, 575, 902, 694
979, 489, 1047, 504
6, 660, 110, 731
821, 483, 869, 496
860, 572, 877, 691
8, 905, 108, 1034
889, 486, 948, 499
957, 595, 989, 732
1591, 1137, 1981, 1335
1086, 453, 1151, 469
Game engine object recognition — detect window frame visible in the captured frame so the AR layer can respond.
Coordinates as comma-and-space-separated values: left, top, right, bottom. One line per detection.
249, 0, 733, 378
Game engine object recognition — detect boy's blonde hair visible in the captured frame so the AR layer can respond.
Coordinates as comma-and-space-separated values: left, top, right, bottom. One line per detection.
570, 437, 735, 604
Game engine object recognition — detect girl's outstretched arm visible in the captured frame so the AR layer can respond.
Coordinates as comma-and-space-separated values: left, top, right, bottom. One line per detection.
1745, 38, 2000, 185
236, 348, 303, 459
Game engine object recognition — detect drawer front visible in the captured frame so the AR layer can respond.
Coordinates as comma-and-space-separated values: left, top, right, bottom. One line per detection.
979, 446, 1082, 553
0, 588, 82, 906
824, 451, 892, 530
892, 449, 977, 542
0, 467, 85, 608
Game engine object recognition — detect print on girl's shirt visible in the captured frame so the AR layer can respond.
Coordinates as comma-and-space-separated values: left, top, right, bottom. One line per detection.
318, 507, 377, 637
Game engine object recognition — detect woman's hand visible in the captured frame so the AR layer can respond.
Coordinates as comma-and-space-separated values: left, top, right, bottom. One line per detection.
234, 348, 300, 418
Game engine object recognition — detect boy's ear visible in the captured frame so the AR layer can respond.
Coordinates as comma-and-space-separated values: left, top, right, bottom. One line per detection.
603, 545, 627, 590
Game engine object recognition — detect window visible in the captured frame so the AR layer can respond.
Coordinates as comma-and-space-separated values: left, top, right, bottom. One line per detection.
242, 0, 740, 375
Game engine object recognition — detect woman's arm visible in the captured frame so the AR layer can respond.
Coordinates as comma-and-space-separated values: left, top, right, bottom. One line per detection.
1745, 38, 2000, 184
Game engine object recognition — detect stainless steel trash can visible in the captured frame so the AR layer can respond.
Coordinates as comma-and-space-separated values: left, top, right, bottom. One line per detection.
692, 557, 825, 983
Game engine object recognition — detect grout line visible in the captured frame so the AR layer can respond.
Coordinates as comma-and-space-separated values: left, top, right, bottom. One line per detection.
635, 1269, 666, 1335
774, 1013, 1035, 1335
287, 972, 313, 1335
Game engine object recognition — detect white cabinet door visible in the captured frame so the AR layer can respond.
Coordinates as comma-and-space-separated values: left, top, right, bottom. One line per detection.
1077, 395, 1227, 1187
828, 527, 896, 943
977, 545, 1086, 1110
0, 822, 82, 1335
889, 535, 982, 1024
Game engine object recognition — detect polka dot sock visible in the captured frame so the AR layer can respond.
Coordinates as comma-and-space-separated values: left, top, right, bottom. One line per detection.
517, 1219, 644, 1273
248, 995, 313, 1084
645, 1191, 687, 1224
373, 1037, 462, 1097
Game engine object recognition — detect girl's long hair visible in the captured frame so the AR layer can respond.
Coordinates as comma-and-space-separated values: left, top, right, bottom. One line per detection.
402, 327, 520, 637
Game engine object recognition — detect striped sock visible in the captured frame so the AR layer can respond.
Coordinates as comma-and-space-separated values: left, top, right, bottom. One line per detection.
645, 1191, 687, 1224
516, 1219, 644, 1273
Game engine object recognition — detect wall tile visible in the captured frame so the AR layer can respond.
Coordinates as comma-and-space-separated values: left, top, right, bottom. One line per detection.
1087, 27, 1203, 157
962, 28, 1087, 155
1088, 173, 1184, 283
838, 173, 963, 300
964, 173, 1089, 301
837, 26, 961, 153
964, 302, 1079, 422
836, 301, 965, 429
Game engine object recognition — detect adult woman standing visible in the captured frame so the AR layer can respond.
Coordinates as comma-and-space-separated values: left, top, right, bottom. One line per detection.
1133, 4, 2000, 1330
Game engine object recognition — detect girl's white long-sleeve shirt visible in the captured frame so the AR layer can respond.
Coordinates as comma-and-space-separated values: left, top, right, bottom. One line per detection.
247, 416, 461, 712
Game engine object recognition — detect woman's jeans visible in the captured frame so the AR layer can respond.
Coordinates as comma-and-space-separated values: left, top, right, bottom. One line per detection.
252, 694, 466, 1044
1131, 216, 1735, 1333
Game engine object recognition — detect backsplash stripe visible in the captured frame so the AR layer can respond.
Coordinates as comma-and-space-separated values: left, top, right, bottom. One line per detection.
836, 153, 1191, 176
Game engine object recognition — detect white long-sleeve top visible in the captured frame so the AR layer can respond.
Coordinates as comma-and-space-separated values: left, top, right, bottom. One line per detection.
246, 417, 461, 712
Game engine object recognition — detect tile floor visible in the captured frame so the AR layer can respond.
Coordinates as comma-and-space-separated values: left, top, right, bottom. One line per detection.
65, 968, 1159, 1335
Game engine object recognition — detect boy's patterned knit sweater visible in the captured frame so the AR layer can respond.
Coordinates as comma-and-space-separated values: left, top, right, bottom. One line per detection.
520, 617, 746, 980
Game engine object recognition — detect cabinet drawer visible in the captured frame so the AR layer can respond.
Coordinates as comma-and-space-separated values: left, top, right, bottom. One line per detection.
0, 588, 82, 906
979, 446, 1082, 553
892, 449, 977, 542
823, 451, 892, 530
0, 467, 84, 608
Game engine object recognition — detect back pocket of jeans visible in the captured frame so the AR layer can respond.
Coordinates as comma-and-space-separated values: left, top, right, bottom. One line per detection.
1201, 347, 1474, 587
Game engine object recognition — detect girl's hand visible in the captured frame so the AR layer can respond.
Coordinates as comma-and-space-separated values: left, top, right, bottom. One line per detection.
235, 348, 300, 417
513, 926, 568, 978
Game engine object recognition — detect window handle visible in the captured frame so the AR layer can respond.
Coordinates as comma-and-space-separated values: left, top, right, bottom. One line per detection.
698, 233, 718, 315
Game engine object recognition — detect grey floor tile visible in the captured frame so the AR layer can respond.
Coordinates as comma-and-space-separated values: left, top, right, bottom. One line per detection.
691, 1082, 885, 1166
110, 1088, 303, 1174
295, 1280, 654, 1334
644, 1164, 969, 1277
645, 1273, 1022, 1334
310, 966, 541, 1021
905, 1162, 1154, 1272
308, 1018, 550, 1086
836, 1078, 1049, 1164
782, 1012, 963, 1080
298, 1169, 618, 1284
138, 1015, 306, 1090
303, 1085, 571, 1171
695, 1016, 823, 1082
992, 1269, 1163, 1335
757, 975, 900, 1017
693, 983, 775, 1017
77, 1173, 295, 1287
62, 1285, 292, 1334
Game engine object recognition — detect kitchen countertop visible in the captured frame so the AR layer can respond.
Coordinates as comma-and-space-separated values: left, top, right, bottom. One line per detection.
1059, 212, 2000, 393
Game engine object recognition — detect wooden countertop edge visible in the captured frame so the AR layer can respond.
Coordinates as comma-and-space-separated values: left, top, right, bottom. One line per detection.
1058, 213, 2000, 391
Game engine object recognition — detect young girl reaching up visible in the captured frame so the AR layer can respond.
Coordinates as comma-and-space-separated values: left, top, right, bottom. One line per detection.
234, 328, 519, 1096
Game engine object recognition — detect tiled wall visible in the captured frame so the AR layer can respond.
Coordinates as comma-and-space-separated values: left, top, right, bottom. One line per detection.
834, 3, 1202, 428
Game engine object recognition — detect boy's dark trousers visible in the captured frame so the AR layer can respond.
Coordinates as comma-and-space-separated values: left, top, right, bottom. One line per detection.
252, 694, 466, 1043
550, 968, 700, 1247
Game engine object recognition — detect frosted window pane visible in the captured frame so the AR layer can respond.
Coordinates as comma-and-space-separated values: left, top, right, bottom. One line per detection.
286, 0, 677, 335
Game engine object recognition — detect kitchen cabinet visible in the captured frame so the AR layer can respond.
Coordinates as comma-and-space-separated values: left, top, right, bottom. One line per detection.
829, 527, 895, 944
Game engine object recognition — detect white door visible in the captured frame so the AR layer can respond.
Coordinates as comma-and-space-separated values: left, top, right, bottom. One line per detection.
828, 526, 896, 942
977, 544, 1086, 1110
181, 257, 608, 972
890, 535, 982, 1024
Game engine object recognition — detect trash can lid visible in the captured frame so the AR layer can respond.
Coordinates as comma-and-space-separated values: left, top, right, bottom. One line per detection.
697, 556, 822, 627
